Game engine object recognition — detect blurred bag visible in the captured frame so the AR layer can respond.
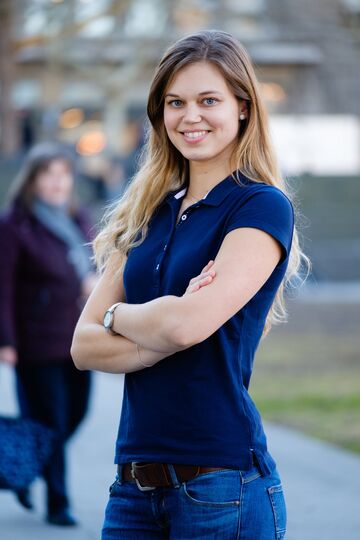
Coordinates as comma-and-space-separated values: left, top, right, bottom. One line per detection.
0, 415, 56, 490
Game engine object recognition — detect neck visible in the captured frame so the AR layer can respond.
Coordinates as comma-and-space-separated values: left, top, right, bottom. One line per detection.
33, 196, 68, 211
188, 159, 235, 199
189, 143, 236, 199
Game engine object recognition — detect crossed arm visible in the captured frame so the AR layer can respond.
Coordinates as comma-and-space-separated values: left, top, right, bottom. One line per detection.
71, 227, 282, 374
71, 259, 216, 374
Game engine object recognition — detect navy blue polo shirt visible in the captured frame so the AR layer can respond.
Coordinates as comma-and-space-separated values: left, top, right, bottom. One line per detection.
115, 170, 295, 476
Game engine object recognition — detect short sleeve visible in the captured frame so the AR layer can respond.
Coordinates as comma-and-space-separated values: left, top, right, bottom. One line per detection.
224, 187, 295, 265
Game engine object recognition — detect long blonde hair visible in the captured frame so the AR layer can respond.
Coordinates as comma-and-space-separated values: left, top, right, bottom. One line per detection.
93, 29, 311, 338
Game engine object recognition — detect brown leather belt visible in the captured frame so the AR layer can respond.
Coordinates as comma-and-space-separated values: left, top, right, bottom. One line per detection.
117, 461, 240, 491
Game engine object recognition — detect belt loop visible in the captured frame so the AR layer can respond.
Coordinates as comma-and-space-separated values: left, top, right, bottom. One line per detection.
116, 464, 124, 485
166, 464, 181, 488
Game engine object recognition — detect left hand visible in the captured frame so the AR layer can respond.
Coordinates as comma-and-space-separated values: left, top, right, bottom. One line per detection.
183, 260, 216, 295
0, 346, 18, 366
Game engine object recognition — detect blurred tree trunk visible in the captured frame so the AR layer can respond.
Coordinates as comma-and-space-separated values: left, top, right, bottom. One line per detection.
0, 0, 19, 157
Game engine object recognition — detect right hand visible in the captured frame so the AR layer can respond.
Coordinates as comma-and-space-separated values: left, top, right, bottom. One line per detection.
183, 260, 216, 296
0, 346, 18, 366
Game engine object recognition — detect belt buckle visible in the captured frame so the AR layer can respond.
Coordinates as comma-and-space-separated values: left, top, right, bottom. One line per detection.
131, 462, 157, 491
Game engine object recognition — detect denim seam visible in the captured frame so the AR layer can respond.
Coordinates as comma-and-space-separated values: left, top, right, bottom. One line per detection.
182, 483, 240, 507
244, 472, 261, 484
236, 473, 243, 540
268, 484, 283, 494
241, 470, 261, 484
267, 483, 286, 536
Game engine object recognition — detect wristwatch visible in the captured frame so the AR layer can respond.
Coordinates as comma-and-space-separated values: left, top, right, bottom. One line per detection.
103, 302, 122, 334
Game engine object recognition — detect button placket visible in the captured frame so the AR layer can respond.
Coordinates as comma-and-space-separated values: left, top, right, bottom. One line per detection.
154, 240, 170, 279
176, 210, 190, 227
176, 202, 201, 227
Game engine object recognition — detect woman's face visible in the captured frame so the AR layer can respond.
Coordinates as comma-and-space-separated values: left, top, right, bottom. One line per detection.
163, 61, 243, 166
34, 158, 73, 206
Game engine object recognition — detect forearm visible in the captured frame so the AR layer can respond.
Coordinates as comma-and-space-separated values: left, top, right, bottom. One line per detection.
112, 295, 186, 352
71, 322, 176, 374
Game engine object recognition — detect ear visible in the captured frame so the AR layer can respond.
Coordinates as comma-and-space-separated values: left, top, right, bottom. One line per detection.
237, 99, 247, 120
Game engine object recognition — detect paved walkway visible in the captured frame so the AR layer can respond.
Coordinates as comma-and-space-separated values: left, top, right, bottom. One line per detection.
1, 366, 359, 539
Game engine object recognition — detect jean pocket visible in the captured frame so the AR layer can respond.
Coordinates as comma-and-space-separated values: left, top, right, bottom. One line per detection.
267, 483, 287, 539
181, 469, 241, 508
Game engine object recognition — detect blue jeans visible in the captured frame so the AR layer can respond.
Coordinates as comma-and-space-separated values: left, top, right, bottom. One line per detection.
101, 461, 287, 539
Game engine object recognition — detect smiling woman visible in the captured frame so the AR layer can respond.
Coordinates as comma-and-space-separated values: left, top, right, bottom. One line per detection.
163, 62, 245, 161
70, 28, 310, 539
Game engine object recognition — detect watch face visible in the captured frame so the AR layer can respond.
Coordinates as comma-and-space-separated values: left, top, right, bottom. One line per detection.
104, 311, 112, 329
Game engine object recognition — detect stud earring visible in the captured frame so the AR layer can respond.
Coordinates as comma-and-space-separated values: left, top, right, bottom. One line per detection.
239, 113, 246, 120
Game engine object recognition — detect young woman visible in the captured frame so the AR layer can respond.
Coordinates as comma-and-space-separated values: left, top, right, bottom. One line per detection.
0, 142, 97, 526
72, 29, 309, 539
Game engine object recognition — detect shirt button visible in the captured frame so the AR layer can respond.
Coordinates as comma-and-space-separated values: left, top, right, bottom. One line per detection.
181, 214, 187, 221
156, 263, 160, 270
163, 244, 167, 251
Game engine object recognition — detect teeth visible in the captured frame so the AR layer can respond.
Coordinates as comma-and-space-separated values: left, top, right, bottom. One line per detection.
183, 131, 207, 139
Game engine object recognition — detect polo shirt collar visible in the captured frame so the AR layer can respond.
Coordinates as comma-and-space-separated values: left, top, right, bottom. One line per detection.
166, 170, 251, 207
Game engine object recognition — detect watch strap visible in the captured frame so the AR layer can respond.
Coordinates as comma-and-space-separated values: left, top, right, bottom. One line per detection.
104, 302, 122, 333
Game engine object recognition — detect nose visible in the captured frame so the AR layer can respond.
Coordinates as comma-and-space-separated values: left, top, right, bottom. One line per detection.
182, 103, 202, 123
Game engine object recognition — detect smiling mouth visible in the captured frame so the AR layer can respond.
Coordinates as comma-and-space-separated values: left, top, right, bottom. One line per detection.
180, 130, 210, 142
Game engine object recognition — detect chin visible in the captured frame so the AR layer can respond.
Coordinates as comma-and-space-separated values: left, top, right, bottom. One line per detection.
52, 198, 68, 206
183, 151, 220, 162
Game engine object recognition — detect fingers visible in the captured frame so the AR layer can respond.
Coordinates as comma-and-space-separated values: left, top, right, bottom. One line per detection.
196, 274, 214, 288
188, 268, 215, 285
185, 269, 216, 295
189, 260, 215, 284
190, 274, 214, 293
201, 260, 214, 273
183, 260, 216, 296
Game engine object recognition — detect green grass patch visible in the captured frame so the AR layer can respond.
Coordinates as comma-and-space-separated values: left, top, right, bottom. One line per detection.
250, 300, 360, 456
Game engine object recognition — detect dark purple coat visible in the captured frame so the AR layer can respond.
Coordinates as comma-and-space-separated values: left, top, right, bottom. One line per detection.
0, 202, 94, 365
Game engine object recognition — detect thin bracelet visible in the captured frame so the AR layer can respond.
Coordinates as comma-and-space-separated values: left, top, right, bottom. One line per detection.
136, 343, 154, 368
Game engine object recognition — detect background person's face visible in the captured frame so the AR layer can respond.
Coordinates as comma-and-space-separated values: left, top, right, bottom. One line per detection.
34, 158, 73, 206
163, 61, 242, 166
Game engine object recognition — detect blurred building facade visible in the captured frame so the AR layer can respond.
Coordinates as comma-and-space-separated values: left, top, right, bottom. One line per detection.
2, 0, 360, 150
1, 0, 360, 280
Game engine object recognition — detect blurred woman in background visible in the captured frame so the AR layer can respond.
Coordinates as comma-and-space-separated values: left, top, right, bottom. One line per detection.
0, 142, 97, 526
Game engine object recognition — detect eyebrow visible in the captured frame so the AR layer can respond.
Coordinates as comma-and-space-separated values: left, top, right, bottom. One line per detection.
164, 90, 223, 98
